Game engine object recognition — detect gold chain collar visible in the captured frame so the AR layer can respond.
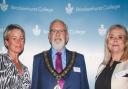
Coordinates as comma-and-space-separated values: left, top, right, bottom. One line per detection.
43, 50, 76, 80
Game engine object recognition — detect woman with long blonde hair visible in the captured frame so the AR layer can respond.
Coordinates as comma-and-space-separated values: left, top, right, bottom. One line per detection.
95, 24, 128, 89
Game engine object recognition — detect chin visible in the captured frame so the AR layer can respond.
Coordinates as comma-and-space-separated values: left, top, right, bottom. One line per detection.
15, 50, 23, 54
52, 43, 65, 51
53, 46, 64, 51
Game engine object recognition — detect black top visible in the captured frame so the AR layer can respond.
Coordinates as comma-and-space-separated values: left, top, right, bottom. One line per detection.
95, 61, 120, 89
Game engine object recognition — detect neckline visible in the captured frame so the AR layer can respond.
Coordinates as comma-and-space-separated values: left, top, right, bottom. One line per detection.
107, 60, 121, 68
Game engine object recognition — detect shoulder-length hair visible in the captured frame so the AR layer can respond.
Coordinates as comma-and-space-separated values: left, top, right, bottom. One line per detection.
3, 24, 25, 49
102, 24, 128, 65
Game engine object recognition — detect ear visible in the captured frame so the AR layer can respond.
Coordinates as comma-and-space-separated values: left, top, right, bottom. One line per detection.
48, 32, 51, 43
4, 40, 9, 48
66, 33, 69, 44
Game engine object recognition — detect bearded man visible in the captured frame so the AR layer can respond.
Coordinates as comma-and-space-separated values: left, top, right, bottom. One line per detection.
32, 19, 89, 89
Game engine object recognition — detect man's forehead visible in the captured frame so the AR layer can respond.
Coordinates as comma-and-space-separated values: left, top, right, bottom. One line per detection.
51, 22, 65, 29
52, 22, 64, 26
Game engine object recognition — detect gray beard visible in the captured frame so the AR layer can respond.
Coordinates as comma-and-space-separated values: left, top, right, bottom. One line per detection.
51, 40, 65, 51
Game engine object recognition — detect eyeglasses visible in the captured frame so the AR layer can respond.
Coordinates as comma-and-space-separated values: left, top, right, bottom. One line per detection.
50, 29, 66, 33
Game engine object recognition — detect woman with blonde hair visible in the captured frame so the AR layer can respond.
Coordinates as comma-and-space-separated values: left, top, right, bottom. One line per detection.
0, 24, 31, 89
95, 24, 128, 89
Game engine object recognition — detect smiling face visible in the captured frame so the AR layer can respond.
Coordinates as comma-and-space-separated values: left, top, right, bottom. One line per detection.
107, 28, 126, 54
48, 21, 68, 51
5, 29, 25, 54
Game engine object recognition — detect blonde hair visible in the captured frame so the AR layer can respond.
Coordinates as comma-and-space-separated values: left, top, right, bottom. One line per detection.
3, 24, 25, 49
102, 24, 128, 65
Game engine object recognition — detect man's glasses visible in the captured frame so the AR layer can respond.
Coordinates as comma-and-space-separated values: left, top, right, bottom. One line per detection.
50, 29, 66, 33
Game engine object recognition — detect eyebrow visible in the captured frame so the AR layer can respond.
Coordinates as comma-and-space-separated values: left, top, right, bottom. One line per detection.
50, 29, 66, 31
109, 33, 125, 35
10, 35, 24, 38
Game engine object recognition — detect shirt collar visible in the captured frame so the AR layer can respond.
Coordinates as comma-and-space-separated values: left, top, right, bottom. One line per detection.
52, 47, 66, 56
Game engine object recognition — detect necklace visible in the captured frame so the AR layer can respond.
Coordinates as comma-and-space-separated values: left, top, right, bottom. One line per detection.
43, 50, 76, 80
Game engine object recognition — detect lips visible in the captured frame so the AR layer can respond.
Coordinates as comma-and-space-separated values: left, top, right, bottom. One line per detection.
15, 45, 23, 50
112, 45, 119, 48
112, 45, 119, 46
54, 38, 62, 42
55, 38, 61, 40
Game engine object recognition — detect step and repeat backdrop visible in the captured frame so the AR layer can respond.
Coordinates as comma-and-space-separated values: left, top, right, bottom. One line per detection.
0, 0, 127, 88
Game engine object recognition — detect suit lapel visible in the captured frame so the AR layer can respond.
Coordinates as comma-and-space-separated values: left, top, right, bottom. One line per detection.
66, 49, 70, 66
47, 49, 58, 88
47, 48, 54, 68
63, 49, 72, 89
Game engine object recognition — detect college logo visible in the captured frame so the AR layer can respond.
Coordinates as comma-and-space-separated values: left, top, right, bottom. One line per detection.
0, 0, 8, 11
98, 24, 106, 36
32, 24, 41, 36
65, 3, 73, 15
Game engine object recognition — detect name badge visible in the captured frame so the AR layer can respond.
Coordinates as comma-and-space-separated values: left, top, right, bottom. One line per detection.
73, 67, 81, 72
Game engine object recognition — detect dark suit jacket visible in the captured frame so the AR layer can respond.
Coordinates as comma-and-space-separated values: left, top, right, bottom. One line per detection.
32, 49, 89, 89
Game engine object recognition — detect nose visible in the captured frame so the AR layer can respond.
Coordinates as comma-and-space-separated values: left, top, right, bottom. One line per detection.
55, 31, 61, 36
113, 37, 118, 42
16, 39, 23, 44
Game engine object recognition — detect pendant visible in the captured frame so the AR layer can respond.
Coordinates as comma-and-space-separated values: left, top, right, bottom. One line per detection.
54, 84, 61, 89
